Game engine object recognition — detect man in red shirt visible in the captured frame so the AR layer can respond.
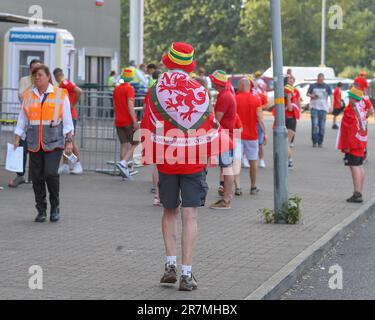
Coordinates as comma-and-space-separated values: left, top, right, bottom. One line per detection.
337, 87, 368, 203
354, 71, 369, 95
53, 68, 83, 175
140, 42, 229, 291
113, 67, 140, 180
332, 82, 344, 129
209, 70, 236, 210
236, 78, 265, 194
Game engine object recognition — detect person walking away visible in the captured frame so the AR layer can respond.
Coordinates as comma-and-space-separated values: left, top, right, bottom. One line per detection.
332, 82, 344, 129
337, 87, 368, 203
146, 64, 157, 88
236, 78, 265, 194
254, 70, 266, 93
198, 67, 212, 89
307, 73, 333, 148
141, 42, 232, 291
113, 68, 140, 180
233, 113, 243, 196
252, 79, 268, 168
289, 76, 301, 148
354, 70, 369, 96
284, 77, 300, 168
209, 70, 236, 209
107, 70, 117, 89
53, 68, 83, 175
9, 59, 42, 188
14, 65, 74, 222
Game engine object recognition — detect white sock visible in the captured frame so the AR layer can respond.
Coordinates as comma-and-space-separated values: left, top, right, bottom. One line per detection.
181, 265, 192, 277
165, 256, 176, 267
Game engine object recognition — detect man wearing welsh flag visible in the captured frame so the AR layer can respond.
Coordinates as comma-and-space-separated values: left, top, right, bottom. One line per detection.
337, 87, 368, 203
141, 42, 232, 291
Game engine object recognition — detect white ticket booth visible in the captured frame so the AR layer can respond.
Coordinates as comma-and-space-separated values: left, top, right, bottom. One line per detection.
2, 26, 75, 113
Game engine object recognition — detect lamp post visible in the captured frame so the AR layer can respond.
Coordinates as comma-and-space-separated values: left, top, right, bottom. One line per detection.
270, 0, 289, 221
320, 0, 327, 67
129, 0, 144, 65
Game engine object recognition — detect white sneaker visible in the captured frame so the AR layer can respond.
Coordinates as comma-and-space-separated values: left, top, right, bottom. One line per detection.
71, 162, 83, 175
58, 164, 70, 175
116, 160, 130, 179
259, 159, 266, 168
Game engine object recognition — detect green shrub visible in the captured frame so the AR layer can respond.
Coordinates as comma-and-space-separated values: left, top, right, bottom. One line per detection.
258, 195, 302, 225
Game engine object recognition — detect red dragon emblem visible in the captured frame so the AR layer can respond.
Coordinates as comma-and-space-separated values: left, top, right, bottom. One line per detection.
156, 72, 209, 125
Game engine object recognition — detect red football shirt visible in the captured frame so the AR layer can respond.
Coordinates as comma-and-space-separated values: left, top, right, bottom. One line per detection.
113, 83, 136, 127
284, 85, 295, 119
236, 92, 261, 141
354, 77, 369, 92
215, 88, 237, 130
333, 87, 342, 109
60, 79, 78, 120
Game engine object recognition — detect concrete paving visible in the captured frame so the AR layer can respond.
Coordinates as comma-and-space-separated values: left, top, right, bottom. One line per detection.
0, 117, 374, 299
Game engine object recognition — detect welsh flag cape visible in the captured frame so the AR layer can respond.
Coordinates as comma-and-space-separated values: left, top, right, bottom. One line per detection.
140, 71, 233, 165
337, 100, 368, 152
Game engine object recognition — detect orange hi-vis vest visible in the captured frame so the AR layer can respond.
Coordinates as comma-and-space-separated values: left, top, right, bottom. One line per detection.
23, 86, 67, 152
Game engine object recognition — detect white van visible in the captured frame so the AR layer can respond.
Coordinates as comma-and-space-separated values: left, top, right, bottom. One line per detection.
264, 66, 337, 107
263, 66, 336, 83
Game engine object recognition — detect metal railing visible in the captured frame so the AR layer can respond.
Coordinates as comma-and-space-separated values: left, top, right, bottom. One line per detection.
0, 87, 146, 175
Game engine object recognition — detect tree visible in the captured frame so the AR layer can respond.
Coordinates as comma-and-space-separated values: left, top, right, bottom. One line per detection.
120, 0, 375, 76
120, 0, 130, 67
143, 0, 243, 72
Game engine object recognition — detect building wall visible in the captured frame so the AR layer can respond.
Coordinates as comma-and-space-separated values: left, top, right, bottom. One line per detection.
0, 0, 121, 86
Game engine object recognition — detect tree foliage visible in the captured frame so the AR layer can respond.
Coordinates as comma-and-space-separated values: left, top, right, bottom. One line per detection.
121, 0, 375, 75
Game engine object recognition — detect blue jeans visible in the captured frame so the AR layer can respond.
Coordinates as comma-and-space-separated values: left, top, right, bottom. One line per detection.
311, 109, 327, 145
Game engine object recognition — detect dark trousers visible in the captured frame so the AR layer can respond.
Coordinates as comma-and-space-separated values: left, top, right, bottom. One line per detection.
17, 139, 28, 177
29, 149, 63, 212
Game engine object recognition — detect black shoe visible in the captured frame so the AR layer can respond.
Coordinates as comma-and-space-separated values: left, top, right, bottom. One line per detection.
50, 208, 60, 222
313, 143, 318, 148
346, 192, 363, 203
34, 210, 47, 223
318, 144, 323, 148
332, 124, 339, 130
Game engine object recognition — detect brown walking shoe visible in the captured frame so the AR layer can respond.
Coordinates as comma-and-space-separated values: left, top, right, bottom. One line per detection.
210, 199, 231, 210
160, 264, 177, 284
8, 175, 25, 188
178, 274, 198, 291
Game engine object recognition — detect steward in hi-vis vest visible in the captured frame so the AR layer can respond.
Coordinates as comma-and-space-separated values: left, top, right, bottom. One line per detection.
14, 65, 74, 223
23, 86, 66, 152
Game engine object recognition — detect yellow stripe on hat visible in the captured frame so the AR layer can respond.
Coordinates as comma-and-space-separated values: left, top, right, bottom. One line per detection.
213, 70, 228, 82
168, 51, 193, 66
170, 45, 194, 59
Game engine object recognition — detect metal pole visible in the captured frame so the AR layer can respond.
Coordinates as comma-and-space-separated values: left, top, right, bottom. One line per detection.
321, 0, 327, 67
271, 0, 288, 222
129, 0, 144, 65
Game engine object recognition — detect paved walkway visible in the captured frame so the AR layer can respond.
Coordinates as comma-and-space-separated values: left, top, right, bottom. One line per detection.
0, 118, 374, 299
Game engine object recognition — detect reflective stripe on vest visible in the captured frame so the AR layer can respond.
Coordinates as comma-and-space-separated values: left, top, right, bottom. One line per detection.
23, 87, 66, 152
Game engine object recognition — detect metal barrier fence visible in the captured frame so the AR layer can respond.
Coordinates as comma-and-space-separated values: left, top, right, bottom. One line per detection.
0, 87, 146, 175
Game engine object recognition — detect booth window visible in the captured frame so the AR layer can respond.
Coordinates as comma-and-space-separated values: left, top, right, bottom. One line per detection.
19, 50, 45, 79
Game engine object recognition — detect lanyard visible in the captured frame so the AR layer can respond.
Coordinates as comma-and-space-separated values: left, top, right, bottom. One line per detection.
41, 93, 49, 107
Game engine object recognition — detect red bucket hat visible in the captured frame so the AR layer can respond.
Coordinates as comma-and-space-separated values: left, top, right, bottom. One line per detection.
209, 70, 229, 87
162, 42, 196, 73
